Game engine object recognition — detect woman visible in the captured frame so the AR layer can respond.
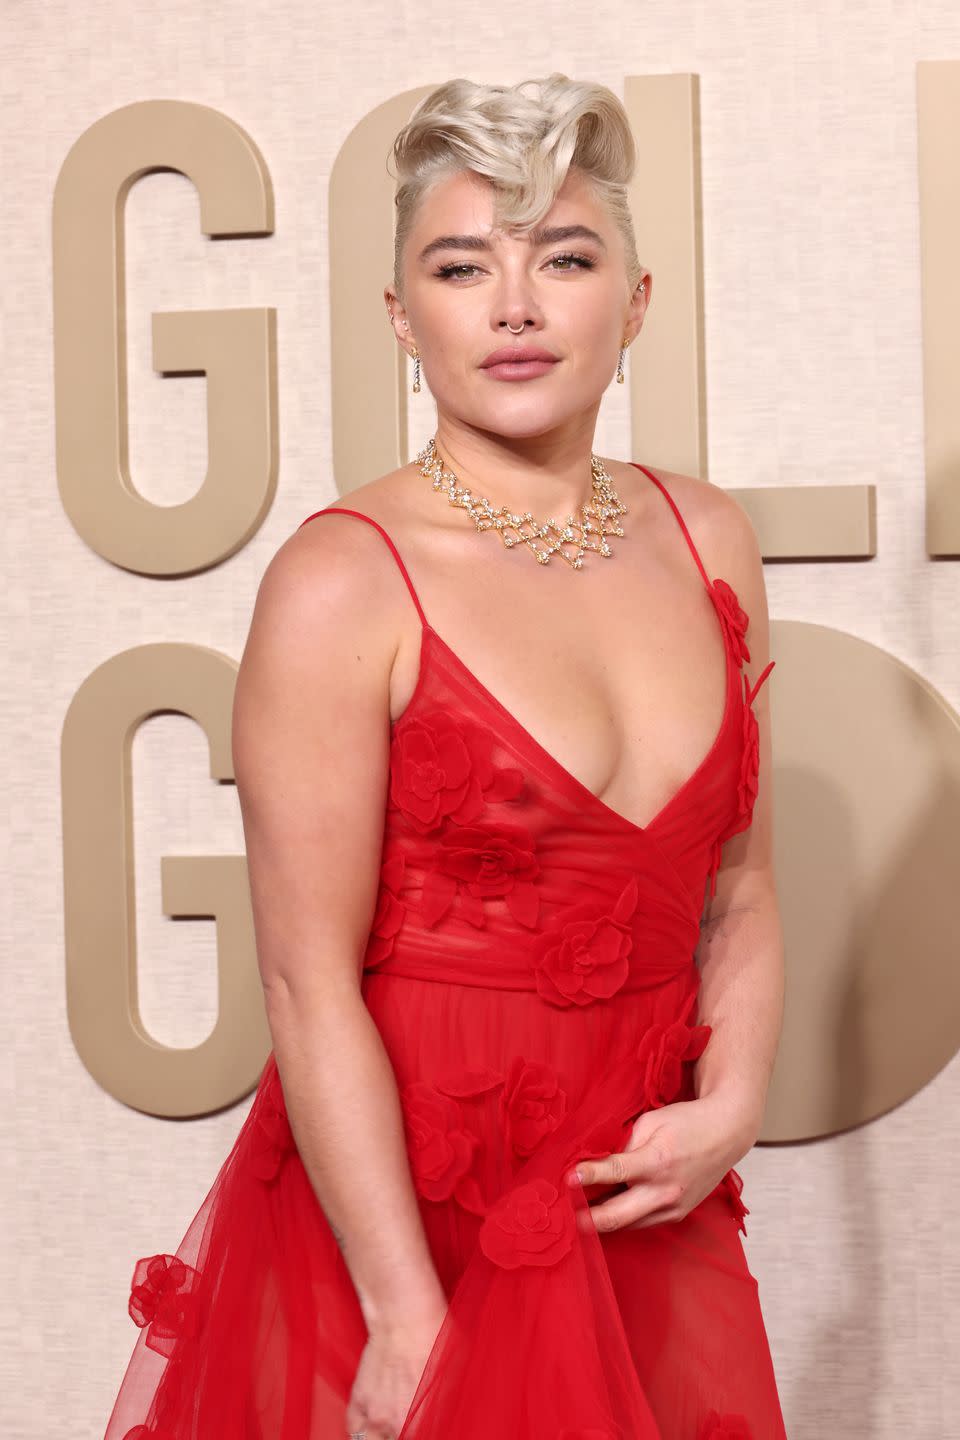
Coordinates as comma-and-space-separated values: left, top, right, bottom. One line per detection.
103, 74, 786, 1440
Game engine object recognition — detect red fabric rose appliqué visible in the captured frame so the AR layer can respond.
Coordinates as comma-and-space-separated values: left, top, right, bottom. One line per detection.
499, 1056, 568, 1159
706, 657, 776, 899
697, 1409, 754, 1439
735, 673, 761, 822
401, 1079, 488, 1216
711, 579, 751, 667
711, 1166, 750, 1237
364, 853, 408, 968
479, 1176, 576, 1269
128, 1254, 201, 1358
249, 1063, 296, 1182
389, 712, 524, 835
636, 1007, 712, 1110
727, 661, 776, 836
420, 821, 541, 930
533, 875, 640, 1008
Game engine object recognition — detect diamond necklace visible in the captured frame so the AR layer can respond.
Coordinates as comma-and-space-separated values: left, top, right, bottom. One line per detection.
414, 435, 628, 569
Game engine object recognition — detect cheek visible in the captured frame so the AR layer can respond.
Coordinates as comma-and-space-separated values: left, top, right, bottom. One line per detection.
565, 301, 622, 351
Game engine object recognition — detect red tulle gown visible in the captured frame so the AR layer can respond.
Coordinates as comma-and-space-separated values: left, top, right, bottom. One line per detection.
103, 463, 785, 1440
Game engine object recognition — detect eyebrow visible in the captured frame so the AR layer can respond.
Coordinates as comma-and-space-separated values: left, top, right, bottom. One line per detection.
417, 223, 608, 264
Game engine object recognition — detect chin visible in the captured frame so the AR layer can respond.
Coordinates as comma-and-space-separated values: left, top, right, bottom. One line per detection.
465, 405, 569, 441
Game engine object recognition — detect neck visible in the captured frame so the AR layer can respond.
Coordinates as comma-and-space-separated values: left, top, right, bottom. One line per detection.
426, 425, 606, 523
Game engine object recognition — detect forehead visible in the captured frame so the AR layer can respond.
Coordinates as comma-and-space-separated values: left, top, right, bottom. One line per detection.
410, 166, 607, 240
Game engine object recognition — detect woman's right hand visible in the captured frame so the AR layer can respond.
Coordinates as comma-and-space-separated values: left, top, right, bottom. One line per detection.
345, 1296, 449, 1440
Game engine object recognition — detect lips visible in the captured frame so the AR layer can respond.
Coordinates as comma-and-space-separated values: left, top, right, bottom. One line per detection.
480, 346, 559, 368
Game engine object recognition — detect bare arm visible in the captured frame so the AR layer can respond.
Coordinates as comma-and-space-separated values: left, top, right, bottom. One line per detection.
231, 517, 446, 1331
694, 495, 786, 1150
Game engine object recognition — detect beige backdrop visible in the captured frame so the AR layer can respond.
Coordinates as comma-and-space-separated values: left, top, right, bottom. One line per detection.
4, 3, 960, 1438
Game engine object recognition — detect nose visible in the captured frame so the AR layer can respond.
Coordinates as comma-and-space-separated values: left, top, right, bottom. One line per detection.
489, 243, 544, 333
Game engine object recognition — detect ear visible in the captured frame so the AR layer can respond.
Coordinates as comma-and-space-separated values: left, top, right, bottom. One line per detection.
624, 269, 652, 346
384, 285, 415, 354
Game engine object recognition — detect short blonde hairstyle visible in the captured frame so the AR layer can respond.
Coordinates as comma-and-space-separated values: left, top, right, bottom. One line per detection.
388, 73, 642, 305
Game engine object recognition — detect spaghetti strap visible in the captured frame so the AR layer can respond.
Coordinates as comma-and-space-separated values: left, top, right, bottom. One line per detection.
630, 463, 712, 590
298, 506, 428, 629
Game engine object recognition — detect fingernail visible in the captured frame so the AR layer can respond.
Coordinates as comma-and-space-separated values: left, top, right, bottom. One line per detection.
567, 1169, 583, 1187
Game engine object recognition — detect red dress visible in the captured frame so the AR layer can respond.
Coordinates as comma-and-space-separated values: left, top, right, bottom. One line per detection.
103, 464, 784, 1440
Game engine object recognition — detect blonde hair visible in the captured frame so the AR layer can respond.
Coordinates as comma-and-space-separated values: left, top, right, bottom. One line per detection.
388, 73, 642, 305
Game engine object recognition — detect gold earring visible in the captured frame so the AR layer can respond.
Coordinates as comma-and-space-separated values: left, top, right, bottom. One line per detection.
616, 340, 627, 384
411, 346, 421, 394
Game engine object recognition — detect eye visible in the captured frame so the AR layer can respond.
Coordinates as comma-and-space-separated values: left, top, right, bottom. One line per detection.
548, 251, 596, 272
434, 251, 597, 281
434, 262, 482, 281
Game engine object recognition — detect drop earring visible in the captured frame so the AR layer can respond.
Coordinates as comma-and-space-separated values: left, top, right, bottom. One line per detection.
411, 346, 421, 394
616, 276, 644, 384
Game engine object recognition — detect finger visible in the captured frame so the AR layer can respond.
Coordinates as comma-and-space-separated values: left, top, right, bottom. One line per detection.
623, 1201, 681, 1230
362, 1417, 397, 1440
345, 1412, 382, 1440
344, 1410, 367, 1438
572, 1122, 679, 1191
576, 1181, 681, 1233
567, 1150, 634, 1191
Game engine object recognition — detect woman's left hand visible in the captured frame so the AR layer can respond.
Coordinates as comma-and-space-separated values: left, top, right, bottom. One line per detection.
566, 1093, 758, 1233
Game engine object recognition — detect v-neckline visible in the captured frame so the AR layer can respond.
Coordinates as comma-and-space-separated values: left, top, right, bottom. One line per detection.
390, 581, 739, 839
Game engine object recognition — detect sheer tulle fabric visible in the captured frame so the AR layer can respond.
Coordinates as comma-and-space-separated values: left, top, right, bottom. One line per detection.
102, 470, 783, 1440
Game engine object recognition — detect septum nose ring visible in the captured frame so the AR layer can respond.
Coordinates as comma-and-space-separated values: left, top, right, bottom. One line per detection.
506, 323, 525, 333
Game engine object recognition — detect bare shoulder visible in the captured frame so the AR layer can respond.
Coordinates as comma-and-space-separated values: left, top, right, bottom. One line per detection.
613, 461, 754, 560
617, 459, 762, 590
232, 480, 422, 1003
233, 479, 418, 753
271, 464, 423, 629
305, 462, 425, 528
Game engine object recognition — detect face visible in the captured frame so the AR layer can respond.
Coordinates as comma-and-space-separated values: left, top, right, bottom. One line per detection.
384, 166, 650, 443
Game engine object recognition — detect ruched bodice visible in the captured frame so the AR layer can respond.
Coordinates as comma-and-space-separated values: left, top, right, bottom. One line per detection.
318, 463, 774, 999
